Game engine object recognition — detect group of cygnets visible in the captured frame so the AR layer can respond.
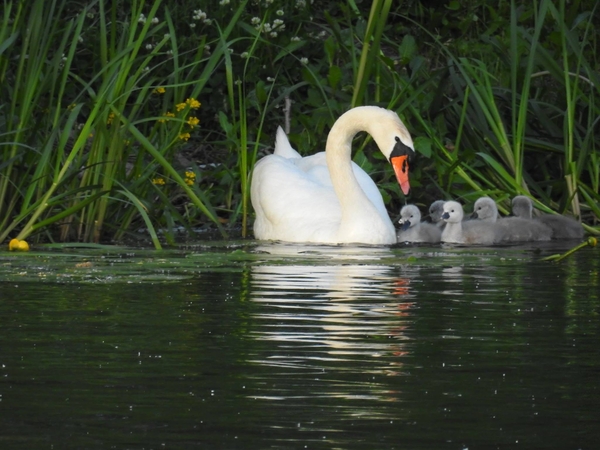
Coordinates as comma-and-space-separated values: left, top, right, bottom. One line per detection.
397, 195, 585, 245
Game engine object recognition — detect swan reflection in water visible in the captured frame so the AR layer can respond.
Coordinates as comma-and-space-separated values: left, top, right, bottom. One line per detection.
246, 243, 417, 419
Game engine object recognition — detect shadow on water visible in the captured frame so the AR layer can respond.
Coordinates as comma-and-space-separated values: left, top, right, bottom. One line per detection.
0, 240, 598, 448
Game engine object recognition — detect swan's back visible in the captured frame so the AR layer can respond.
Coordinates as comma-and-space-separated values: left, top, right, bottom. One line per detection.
251, 154, 342, 242
397, 205, 441, 243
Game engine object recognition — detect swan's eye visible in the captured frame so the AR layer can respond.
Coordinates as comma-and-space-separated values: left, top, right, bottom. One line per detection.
392, 136, 414, 164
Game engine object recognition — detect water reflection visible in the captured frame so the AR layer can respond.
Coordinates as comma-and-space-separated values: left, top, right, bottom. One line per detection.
246, 243, 416, 424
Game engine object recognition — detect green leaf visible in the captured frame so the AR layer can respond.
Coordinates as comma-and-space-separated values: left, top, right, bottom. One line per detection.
116, 187, 162, 250
218, 111, 232, 136
255, 80, 267, 104
414, 136, 432, 158
328, 65, 342, 90
398, 35, 416, 64
324, 36, 336, 65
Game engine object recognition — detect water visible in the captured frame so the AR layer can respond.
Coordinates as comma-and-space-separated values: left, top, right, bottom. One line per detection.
0, 241, 598, 449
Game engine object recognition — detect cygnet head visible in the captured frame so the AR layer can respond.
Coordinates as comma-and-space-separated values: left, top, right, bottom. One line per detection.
429, 200, 445, 224
472, 197, 499, 223
398, 204, 422, 231
441, 201, 464, 223
512, 195, 533, 219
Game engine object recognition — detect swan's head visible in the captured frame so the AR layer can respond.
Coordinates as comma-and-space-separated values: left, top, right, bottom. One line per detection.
389, 136, 415, 196
471, 197, 499, 222
441, 201, 464, 223
398, 204, 421, 231
362, 107, 414, 196
328, 106, 415, 195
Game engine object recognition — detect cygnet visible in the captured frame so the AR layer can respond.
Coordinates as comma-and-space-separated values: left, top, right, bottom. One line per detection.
441, 201, 505, 245
511, 195, 584, 240
472, 196, 552, 242
397, 205, 442, 243
428, 200, 446, 228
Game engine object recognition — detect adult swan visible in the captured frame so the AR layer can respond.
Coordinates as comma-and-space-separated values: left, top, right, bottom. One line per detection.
250, 106, 415, 244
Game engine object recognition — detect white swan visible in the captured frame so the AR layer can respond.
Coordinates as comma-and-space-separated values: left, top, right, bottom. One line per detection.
511, 195, 584, 240
397, 204, 441, 243
472, 196, 552, 242
441, 200, 505, 244
251, 106, 415, 244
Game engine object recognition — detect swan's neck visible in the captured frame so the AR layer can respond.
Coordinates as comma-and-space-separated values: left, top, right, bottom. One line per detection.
325, 123, 366, 208
325, 112, 393, 242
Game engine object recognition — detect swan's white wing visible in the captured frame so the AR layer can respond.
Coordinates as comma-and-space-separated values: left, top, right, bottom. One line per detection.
295, 153, 387, 217
273, 126, 302, 159
251, 154, 341, 242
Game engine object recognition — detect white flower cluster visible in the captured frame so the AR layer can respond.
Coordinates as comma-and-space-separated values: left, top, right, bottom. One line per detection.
252, 15, 286, 38
191, 9, 212, 27
138, 14, 160, 24
193, 9, 206, 20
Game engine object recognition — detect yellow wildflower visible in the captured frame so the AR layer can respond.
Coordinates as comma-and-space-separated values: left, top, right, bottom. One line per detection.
186, 98, 201, 109
8, 238, 30, 252
176, 102, 187, 111
153, 87, 166, 94
152, 177, 166, 185
184, 170, 196, 185
157, 111, 175, 123
107, 112, 115, 125
179, 132, 191, 141
187, 116, 200, 128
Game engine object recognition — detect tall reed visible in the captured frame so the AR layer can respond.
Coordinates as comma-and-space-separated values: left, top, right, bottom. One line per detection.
0, 0, 249, 247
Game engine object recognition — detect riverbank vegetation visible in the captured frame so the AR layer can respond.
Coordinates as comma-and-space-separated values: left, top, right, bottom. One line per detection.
1, 0, 599, 248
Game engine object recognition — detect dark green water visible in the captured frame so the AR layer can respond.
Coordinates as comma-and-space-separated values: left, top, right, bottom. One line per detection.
0, 241, 598, 449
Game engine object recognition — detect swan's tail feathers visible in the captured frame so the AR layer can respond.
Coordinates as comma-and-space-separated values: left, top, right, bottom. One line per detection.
274, 126, 302, 159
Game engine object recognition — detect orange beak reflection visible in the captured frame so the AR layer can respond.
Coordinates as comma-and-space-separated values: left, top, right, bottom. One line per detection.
391, 155, 410, 196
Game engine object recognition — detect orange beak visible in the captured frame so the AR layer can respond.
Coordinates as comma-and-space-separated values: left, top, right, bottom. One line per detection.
391, 155, 410, 195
